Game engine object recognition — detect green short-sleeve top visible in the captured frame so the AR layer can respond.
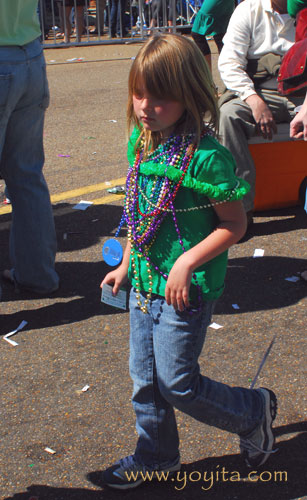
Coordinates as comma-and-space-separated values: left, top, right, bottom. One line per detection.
126, 128, 250, 303
287, 0, 307, 17
192, 0, 234, 37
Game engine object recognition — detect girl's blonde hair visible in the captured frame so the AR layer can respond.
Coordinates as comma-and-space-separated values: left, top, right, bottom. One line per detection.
127, 33, 219, 155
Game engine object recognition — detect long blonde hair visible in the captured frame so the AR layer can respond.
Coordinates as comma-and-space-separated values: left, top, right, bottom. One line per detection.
127, 33, 219, 155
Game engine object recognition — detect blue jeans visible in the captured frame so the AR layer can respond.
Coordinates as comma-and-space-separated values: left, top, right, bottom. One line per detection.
0, 38, 59, 294
129, 288, 264, 469
109, 0, 127, 36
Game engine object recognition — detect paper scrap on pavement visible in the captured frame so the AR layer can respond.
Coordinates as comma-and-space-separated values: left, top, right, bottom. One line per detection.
57, 154, 71, 158
44, 447, 56, 454
3, 320, 28, 346
209, 322, 223, 330
81, 385, 90, 392
232, 304, 240, 309
107, 186, 125, 194
109, 119, 117, 123
253, 249, 264, 258
285, 276, 300, 282
72, 200, 93, 211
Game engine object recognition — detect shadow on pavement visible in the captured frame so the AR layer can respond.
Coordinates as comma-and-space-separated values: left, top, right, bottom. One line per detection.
0, 202, 125, 254
242, 206, 306, 242
216, 255, 307, 314
4, 422, 307, 500
1, 254, 306, 334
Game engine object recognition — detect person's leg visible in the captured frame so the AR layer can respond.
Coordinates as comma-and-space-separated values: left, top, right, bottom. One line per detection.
1, 41, 59, 293
191, 32, 211, 70
153, 298, 263, 434
129, 290, 180, 469
56, 1, 65, 36
152, 297, 277, 468
109, 0, 118, 36
103, 289, 180, 489
213, 32, 224, 53
149, 0, 161, 33
219, 97, 257, 212
75, 5, 84, 42
64, 6, 72, 42
95, 0, 106, 35
260, 89, 303, 123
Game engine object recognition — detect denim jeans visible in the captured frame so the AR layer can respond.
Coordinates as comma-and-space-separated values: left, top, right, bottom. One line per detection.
129, 288, 264, 469
0, 38, 59, 294
109, 0, 127, 36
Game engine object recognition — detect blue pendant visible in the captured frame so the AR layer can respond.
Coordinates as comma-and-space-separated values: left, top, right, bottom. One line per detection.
102, 238, 123, 266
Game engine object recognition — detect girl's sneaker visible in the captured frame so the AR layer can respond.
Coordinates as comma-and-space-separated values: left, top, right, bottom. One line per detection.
240, 387, 278, 467
103, 454, 181, 490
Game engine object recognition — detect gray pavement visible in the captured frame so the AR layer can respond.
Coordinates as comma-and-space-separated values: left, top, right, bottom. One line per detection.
0, 41, 306, 500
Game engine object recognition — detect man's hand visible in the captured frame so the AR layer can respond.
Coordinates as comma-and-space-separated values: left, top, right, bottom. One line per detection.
245, 94, 277, 139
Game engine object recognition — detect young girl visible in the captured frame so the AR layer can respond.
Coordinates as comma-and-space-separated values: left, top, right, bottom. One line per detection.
101, 34, 277, 490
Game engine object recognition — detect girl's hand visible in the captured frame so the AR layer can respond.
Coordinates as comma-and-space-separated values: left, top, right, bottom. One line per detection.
100, 266, 128, 296
165, 200, 246, 311
165, 255, 192, 311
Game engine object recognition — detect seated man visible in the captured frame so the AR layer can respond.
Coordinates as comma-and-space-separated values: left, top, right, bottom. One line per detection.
218, 0, 304, 222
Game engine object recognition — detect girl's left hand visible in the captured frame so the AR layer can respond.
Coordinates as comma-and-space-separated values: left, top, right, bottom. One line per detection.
165, 255, 192, 311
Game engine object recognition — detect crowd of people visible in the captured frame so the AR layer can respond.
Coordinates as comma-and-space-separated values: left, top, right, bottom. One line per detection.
1, 0, 306, 492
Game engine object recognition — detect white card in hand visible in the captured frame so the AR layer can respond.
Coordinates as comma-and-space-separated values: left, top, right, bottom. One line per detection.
101, 283, 127, 310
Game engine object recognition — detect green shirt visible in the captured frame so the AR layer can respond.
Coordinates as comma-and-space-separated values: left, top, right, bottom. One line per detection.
0, 0, 41, 46
192, 0, 234, 37
287, 0, 307, 17
126, 129, 250, 303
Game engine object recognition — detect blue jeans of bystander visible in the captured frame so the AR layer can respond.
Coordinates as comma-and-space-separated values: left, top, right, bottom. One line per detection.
129, 288, 264, 469
0, 38, 59, 294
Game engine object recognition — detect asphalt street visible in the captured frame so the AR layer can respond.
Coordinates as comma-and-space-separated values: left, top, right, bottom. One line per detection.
0, 42, 306, 500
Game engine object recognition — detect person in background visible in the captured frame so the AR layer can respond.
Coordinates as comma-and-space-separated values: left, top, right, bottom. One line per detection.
63, 0, 85, 43
0, 0, 59, 296
218, 0, 304, 228
93, 0, 106, 36
109, 0, 129, 37
287, 0, 307, 282
191, 0, 235, 71
287, 0, 306, 16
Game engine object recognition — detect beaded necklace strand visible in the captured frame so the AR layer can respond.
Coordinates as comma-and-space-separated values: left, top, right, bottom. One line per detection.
115, 130, 232, 314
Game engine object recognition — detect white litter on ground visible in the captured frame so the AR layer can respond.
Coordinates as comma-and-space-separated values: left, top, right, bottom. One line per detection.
253, 249, 264, 258
209, 322, 223, 330
72, 200, 93, 210
44, 447, 56, 454
285, 276, 300, 282
3, 320, 28, 346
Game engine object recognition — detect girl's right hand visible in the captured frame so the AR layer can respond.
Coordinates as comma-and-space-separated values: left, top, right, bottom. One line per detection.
100, 266, 128, 296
